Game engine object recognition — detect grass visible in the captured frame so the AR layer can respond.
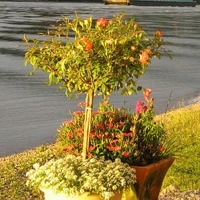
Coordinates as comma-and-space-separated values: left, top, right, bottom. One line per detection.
0, 103, 200, 199
160, 103, 200, 191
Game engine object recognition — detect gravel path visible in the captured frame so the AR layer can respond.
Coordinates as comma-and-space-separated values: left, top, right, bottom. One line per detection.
159, 185, 200, 200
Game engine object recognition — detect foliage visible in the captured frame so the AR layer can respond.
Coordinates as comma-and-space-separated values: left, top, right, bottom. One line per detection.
24, 13, 167, 159
57, 89, 171, 166
24, 13, 165, 98
26, 155, 136, 200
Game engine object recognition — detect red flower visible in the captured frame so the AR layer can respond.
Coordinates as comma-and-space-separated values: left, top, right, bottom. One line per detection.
96, 123, 104, 130
122, 151, 130, 157
124, 132, 132, 137
73, 111, 84, 115
155, 30, 163, 37
107, 123, 114, 128
96, 18, 109, 28
158, 145, 165, 152
90, 132, 96, 138
143, 106, 148, 112
64, 120, 73, 125
97, 134, 103, 139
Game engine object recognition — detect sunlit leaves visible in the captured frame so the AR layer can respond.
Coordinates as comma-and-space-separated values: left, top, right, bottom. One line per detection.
24, 13, 166, 99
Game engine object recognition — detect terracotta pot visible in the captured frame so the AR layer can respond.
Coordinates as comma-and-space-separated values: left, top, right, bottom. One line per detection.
133, 157, 175, 200
41, 188, 122, 200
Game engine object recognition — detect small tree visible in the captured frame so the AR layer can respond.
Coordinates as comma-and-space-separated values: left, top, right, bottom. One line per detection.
24, 13, 165, 160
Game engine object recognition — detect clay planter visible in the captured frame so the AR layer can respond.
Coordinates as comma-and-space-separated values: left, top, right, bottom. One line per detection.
41, 188, 122, 200
133, 157, 175, 200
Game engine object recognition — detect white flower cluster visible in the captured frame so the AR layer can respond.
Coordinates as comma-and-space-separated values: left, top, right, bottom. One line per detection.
26, 155, 136, 200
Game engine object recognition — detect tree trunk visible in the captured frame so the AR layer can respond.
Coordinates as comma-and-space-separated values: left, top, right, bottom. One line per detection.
82, 91, 94, 160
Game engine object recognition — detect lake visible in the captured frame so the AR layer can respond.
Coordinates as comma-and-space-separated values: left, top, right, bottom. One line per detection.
0, 1, 199, 157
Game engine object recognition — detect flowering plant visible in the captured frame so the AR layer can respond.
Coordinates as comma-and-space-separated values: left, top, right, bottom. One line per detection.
24, 13, 167, 160
57, 89, 170, 166
26, 155, 136, 200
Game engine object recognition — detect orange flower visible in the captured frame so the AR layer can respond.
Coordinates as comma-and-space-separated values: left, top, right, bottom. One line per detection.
77, 101, 86, 107
106, 145, 121, 151
82, 39, 93, 51
96, 18, 109, 28
143, 88, 152, 100
155, 30, 163, 37
77, 131, 83, 137
139, 49, 150, 65
62, 144, 74, 152
67, 132, 73, 137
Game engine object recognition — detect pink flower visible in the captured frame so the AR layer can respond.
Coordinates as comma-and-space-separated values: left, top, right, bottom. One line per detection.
77, 101, 86, 107
90, 145, 96, 151
112, 139, 119, 143
135, 101, 144, 114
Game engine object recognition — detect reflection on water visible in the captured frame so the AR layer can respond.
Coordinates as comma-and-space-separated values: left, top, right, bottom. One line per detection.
0, 2, 200, 157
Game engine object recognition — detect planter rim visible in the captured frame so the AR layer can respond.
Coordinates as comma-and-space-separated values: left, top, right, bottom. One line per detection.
132, 157, 175, 169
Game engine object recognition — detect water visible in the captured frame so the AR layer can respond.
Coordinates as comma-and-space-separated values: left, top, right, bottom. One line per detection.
0, 2, 199, 157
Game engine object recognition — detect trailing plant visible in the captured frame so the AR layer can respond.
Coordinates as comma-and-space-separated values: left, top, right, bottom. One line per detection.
26, 155, 136, 200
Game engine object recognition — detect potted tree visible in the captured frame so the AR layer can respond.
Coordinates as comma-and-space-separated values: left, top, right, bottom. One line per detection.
56, 89, 174, 200
24, 13, 173, 200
